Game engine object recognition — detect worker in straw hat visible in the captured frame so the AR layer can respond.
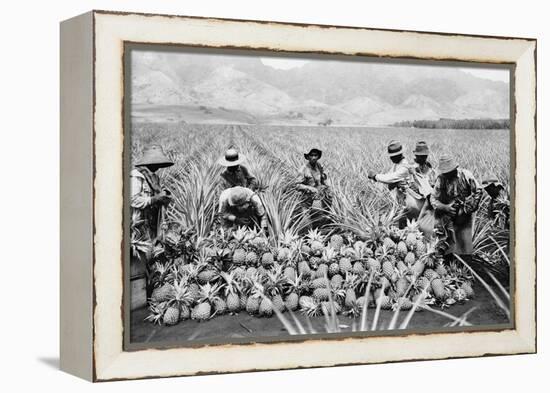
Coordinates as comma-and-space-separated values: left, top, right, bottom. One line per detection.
412, 141, 437, 188
131, 145, 174, 301
431, 154, 483, 259
482, 174, 509, 228
218, 148, 258, 191
131, 145, 174, 242
411, 141, 438, 236
218, 186, 267, 232
367, 140, 424, 228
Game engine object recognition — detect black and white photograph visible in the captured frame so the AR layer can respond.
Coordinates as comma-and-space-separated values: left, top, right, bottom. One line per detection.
127, 46, 512, 347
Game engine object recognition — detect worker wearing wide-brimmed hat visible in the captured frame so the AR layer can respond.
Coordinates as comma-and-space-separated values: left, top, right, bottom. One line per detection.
412, 141, 437, 189
218, 148, 258, 191
482, 174, 509, 228
131, 145, 174, 241
431, 154, 483, 257
367, 140, 423, 227
218, 186, 267, 231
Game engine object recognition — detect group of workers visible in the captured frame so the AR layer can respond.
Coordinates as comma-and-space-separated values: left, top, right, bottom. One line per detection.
130, 140, 507, 265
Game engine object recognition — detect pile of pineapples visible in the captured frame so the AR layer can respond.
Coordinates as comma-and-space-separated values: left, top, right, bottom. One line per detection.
146, 222, 475, 326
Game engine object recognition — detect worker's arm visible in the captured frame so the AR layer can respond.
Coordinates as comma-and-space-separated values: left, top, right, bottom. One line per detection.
295, 167, 318, 193
430, 178, 456, 215
218, 191, 236, 222
130, 173, 151, 209
374, 165, 409, 184
251, 194, 268, 229
242, 166, 259, 190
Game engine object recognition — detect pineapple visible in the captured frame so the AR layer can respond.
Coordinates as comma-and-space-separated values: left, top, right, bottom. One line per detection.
414, 276, 432, 293
344, 288, 357, 308
423, 269, 439, 281
163, 306, 180, 326
415, 239, 427, 256
213, 298, 227, 315
251, 234, 268, 249
383, 237, 396, 251
245, 266, 258, 279
246, 296, 260, 314
330, 274, 344, 289
376, 295, 393, 310
277, 247, 291, 262
394, 297, 413, 311
261, 252, 274, 267
431, 278, 447, 300
259, 298, 273, 317
404, 219, 420, 249
285, 292, 299, 311
328, 262, 340, 277
453, 288, 467, 302
313, 264, 329, 279
239, 293, 248, 310
151, 283, 174, 303
339, 257, 353, 273
329, 234, 344, 251
283, 266, 297, 281
245, 251, 259, 265
197, 266, 219, 284
299, 296, 322, 317
461, 282, 475, 298
397, 241, 408, 258
382, 260, 394, 279
226, 293, 240, 313
367, 258, 381, 272
298, 260, 312, 277
313, 287, 331, 301
404, 252, 416, 265
321, 301, 341, 315
191, 302, 212, 321
220, 271, 241, 313
301, 244, 312, 256
352, 261, 365, 275
188, 283, 201, 302
232, 248, 246, 265
271, 294, 285, 312
311, 277, 330, 289
411, 260, 425, 277
395, 277, 409, 297
309, 256, 322, 268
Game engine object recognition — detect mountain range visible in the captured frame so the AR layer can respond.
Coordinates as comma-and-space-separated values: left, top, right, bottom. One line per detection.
130, 50, 509, 126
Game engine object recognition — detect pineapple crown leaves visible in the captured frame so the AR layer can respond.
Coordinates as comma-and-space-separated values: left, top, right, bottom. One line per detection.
231, 226, 249, 244
342, 272, 360, 290
321, 246, 338, 263
305, 228, 326, 244
279, 229, 299, 248
144, 301, 168, 325
299, 297, 322, 317
170, 279, 194, 307
197, 282, 223, 305
220, 271, 241, 296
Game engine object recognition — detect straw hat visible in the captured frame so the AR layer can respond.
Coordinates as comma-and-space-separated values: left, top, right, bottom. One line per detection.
304, 148, 322, 160
135, 145, 174, 168
218, 149, 245, 167
438, 154, 459, 174
228, 186, 251, 206
412, 141, 430, 156
387, 140, 403, 157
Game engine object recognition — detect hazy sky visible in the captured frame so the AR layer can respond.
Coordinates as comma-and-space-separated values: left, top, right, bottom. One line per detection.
259, 57, 509, 83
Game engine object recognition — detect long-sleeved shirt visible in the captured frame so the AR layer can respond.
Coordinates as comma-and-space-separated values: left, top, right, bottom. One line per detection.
220, 165, 258, 190
130, 168, 161, 239
431, 168, 482, 211
296, 162, 328, 193
218, 187, 267, 228
374, 158, 423, 202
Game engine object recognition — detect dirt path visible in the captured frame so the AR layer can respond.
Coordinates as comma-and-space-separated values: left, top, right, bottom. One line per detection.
130, 281, 510, 347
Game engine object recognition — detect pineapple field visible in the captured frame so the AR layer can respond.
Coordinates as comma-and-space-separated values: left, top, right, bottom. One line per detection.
130, 123, 511, 344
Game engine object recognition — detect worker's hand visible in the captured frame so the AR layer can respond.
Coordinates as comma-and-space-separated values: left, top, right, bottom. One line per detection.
444, 204, 457, 216
367, 170, 377, 180
226, 214, 237, 222
309, 187, 319, 194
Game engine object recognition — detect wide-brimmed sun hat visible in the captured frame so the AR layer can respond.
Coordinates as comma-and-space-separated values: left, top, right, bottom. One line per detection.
413, 141, 430, 156
304, 148, 322, 160
387, 140, 403, 157
135, 145, 174, 168
482, 174, 503, 188
228, 186, 251, 206
218, 148, 245, 167
438, 154, 459, 174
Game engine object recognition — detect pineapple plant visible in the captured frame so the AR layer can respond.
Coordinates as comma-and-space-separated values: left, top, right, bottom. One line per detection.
306, 228, 325, 256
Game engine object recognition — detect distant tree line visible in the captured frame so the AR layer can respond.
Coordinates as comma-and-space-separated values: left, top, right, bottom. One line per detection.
392, 118, 510, 129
